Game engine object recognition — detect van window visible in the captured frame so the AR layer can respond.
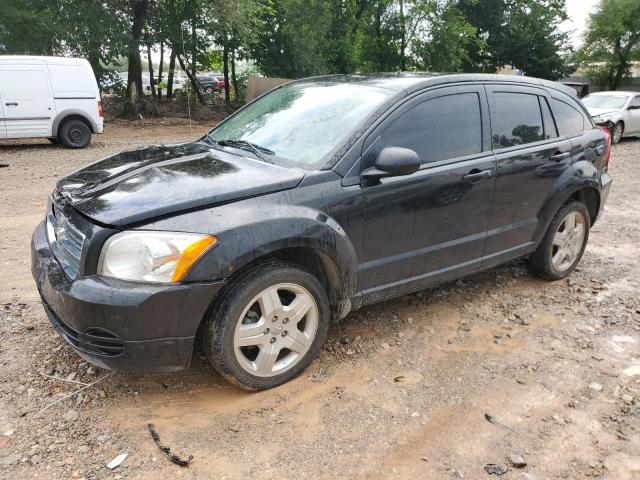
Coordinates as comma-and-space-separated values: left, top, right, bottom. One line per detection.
380, 92, 482, 164
1, 69, 50, 101
490, 92, 544, 148
549, 98, 585, 137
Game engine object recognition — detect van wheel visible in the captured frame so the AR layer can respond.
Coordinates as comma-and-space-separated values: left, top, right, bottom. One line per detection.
528, 202, 590, 280
202, 261, 330, 390
59, 119, 91, 149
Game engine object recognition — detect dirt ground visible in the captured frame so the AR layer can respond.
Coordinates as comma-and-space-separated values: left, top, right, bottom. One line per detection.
0, 120, 639, 480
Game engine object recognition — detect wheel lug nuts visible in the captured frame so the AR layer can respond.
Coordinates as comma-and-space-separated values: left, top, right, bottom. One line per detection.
270, 337, 277, 343
263, 328, 270, 334
282, 331, 288, 337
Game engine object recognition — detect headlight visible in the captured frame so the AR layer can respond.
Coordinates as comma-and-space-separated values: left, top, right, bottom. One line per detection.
594, 114, 612, 123
98, 231, 217, 283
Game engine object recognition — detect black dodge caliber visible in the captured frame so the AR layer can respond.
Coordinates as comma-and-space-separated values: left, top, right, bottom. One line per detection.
32, 74, 612, 390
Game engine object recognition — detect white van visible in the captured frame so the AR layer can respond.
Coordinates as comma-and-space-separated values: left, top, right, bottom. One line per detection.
0, 56, 103, 148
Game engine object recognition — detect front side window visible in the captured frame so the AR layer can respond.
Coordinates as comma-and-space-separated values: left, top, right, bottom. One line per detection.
208, 82, 392, 169
380, 92, 483, 164
631, 96, 640, 108
490, 92, 545, 148
550, 98, 585, 137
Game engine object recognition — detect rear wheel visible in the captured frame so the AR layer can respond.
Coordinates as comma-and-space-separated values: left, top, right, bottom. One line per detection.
202, 261, 330, 390
611, 121, 624, 144
528, 202, 590, 280
58, 119, 91, 149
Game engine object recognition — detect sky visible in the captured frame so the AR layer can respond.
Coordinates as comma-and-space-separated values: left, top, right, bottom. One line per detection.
562, 0, 599, 48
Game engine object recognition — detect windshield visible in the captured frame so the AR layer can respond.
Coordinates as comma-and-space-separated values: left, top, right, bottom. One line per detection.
208, 81, 392, 169
583, 95, 629, 110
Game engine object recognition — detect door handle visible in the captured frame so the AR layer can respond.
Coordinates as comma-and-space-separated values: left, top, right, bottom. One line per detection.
550, 152, 571, 162
462, 168, 493, 183
5, 102, 18, 106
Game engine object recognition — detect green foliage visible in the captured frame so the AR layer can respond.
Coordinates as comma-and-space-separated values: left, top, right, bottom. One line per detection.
459, 0, 574, 80
579, 0, 640, 90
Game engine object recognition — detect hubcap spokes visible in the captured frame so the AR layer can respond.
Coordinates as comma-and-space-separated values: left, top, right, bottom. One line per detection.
233, 283, 318, 377
551, 211, 585, 271
613, 125, 622, 143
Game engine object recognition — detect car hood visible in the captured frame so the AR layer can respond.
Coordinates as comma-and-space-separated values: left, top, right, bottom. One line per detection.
587, 107, 619, 117
54, 142, 305, 226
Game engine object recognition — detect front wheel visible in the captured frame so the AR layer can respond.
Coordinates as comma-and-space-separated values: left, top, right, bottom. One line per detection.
611, 121, 624, 144
528, 202, 590, 280
202, 261, 330, 390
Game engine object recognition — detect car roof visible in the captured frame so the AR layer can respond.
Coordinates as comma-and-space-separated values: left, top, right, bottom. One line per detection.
0, 55, 90, 66
289, 72, 577, 97
587, 91, 637, 96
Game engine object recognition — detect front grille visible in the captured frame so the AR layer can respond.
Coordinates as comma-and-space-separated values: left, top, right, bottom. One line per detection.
41, 295, 125, 357
48, 207, 85, 278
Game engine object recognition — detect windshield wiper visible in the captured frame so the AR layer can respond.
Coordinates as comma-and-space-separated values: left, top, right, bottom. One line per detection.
214, 139, 275, 163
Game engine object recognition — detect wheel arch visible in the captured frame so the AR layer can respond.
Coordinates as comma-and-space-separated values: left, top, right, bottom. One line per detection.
52, 111, 96, 136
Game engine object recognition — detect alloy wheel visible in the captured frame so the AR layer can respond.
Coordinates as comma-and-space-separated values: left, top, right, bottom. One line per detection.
233, 283, 319, 377
551, 210, 586, 272
612, 123, 623, 143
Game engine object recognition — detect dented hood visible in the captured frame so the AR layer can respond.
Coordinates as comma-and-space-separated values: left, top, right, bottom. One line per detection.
54, 142, 304, 226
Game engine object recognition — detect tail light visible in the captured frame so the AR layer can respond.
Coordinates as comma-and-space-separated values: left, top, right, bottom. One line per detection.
598, 126, 611, 171
97, 100, 104, 118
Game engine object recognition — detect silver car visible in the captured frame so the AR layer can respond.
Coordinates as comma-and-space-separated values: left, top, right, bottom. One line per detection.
583, 91, 640, 144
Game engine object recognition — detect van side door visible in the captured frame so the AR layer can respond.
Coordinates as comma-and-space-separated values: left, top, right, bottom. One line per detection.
0, 64, 55, 137
483, 84, 573, 267
359, 85, 495, 303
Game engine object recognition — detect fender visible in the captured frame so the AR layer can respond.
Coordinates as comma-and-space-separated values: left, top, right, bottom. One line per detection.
142, 197, 361, 314
51, 109, 97, 136
532, 159, 602, 245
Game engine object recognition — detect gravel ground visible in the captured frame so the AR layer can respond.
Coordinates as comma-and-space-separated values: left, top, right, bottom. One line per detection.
0, 121, 639, 480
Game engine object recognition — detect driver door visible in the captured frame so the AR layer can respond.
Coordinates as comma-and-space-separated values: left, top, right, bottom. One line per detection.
359, 85, 496, 303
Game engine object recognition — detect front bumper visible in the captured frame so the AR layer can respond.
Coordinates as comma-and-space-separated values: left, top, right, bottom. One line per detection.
31, 220, 224, 373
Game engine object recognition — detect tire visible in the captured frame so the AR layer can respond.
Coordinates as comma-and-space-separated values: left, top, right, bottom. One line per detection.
528, 202, 590, 281
202, 260, 330, 390
58, 119, 91, 149
611, 121, 624, 144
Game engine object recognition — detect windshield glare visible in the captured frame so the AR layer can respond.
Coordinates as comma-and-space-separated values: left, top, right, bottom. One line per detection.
208, 82, 392, 169
583, 95, 629, 110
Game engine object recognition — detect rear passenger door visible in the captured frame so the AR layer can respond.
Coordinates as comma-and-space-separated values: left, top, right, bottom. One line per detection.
626, 95, 640, 133
360, 85, 495, 302
0, 64, 54, 137
483, 85, 573, 266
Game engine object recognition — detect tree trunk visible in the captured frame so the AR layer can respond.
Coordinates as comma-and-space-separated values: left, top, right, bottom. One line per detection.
126, 0, 149, 115
147, 43, 157, 98
158, 41, 164, 100
167, 50, 176, 99
231, 46, 239, 102
177, 53, 204, 103
223, 41, 230, 104
191, 0, 197, 79
399, 0, 406, 71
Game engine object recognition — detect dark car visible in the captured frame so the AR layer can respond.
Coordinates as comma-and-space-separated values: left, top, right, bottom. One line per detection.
32, 74, 612, 390
197, 73, 229, 93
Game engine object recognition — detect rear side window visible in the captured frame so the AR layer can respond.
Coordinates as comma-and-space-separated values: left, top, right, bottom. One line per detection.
549, 98, 585, 137
381, 92, 482, 163
631, 96, 640, 108
490, 92, 544, 148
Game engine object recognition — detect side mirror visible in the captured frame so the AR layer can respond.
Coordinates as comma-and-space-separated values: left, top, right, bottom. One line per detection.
362, 147, 421, 179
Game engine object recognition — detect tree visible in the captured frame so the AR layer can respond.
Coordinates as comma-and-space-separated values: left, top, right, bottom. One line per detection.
459, 0, 574, 80
580, 0, 640, 90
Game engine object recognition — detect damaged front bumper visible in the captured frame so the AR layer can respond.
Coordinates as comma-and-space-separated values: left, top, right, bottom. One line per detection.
31, 220, 224, 373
